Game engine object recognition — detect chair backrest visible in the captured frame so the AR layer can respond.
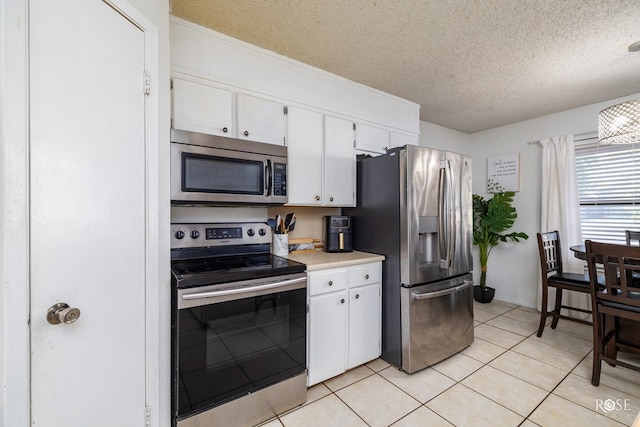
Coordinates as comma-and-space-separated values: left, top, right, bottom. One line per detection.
585, 240, 640, 309
537, 231, 564, 277
625, 230, 640, 246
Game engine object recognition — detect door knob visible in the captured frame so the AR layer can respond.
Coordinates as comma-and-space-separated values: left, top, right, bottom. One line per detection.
47, 302, 81, 325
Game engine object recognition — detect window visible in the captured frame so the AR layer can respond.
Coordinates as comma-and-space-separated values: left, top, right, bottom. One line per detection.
575, 136, 640, 244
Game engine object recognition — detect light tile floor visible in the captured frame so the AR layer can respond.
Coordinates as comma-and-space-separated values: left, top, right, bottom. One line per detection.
261, 300, 640, 427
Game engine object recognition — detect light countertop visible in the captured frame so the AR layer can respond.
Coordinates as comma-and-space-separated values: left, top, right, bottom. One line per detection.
286, 249, 385, 271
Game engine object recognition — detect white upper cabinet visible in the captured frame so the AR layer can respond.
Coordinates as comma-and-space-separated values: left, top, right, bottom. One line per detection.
286, 106, 323, 205
324, 116, 355, 207
172, 78, 233, 137
236, 93, 285, 145
287, 109, 355, 207
172, 78, 285, 145
355, 122, 390, 155
390, 131, 419, 149
171, 17, 420, 141
355, 124, 419, 156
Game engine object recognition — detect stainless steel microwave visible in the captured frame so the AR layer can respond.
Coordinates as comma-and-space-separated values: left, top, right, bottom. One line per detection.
171, 129, 288, 205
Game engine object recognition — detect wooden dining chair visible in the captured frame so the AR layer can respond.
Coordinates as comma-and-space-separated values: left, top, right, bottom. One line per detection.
626, 230, 640, 246
585, 240, 640, 386
625, 230, 640, 287
536, 231, 593, 337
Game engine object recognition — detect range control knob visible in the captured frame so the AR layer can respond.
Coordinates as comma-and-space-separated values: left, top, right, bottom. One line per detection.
175, 230, 185, 240
247, 229, 255, 237
258, 228, 267, 236
190, 230, 200, 239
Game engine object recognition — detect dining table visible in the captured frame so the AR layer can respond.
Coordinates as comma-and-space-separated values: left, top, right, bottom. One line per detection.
569, 244, 640, 353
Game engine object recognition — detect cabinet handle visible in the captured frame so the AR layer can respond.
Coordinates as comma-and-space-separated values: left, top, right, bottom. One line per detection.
222, 127, 228, 133
328, 281, 333, 286
330, 197, 334, 202
365, 274, 370, 280
315, 195, 320, 201
244, 130, 249, 136
340, 298, 345, 304
355, 294, 360, 299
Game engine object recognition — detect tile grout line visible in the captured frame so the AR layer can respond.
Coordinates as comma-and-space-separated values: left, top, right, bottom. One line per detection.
271, 301, 636, 427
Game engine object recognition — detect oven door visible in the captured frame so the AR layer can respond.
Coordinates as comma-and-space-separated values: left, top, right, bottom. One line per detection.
170, 142, 287, 205
173, 273, 307, 422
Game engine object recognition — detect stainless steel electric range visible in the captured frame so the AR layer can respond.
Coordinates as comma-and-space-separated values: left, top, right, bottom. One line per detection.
171, 222, 307, 427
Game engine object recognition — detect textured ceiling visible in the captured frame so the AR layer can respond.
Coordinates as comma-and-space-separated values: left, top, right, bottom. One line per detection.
170, 0, 640, 133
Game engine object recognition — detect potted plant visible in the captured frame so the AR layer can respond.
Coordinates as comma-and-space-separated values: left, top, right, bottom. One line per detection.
472, 191, 529, 303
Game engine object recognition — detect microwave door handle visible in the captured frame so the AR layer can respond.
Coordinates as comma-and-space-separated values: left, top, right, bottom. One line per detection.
265, 159, 272, 196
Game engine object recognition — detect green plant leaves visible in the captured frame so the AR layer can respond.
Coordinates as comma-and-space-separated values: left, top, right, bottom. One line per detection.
472, 191, 529, 284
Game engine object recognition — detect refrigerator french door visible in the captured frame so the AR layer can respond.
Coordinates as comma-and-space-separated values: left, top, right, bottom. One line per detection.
346, 145, 474, 373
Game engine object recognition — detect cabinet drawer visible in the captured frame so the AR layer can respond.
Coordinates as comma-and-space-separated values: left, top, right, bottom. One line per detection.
308, 268, 347, 296
348, 262, 380, 287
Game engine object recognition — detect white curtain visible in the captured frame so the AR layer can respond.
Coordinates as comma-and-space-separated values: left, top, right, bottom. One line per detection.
538, 135, 590, 319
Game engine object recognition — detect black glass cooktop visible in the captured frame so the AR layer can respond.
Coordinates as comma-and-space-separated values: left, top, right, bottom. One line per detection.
171, 252, 306, 288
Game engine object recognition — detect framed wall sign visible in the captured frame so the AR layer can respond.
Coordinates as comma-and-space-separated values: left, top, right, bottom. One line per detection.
487, 153, 520, 193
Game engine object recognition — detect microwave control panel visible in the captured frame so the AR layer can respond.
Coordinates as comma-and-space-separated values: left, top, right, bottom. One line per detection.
272, 162, 286, 196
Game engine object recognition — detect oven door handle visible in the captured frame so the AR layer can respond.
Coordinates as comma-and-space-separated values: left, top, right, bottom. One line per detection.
181, 276, 307, 302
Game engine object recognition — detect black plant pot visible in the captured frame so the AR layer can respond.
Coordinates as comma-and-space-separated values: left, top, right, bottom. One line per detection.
473, 285, 495, 303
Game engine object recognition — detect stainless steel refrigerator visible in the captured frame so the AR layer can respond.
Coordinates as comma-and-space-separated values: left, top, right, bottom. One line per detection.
344, 145, 474, 373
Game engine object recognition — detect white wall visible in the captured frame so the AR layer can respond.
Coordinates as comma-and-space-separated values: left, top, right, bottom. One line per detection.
466, 92, 640, 308
419, 121, 471, 154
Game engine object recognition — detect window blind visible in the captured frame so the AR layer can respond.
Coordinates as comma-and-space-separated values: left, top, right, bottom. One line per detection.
575, 138, 640, 244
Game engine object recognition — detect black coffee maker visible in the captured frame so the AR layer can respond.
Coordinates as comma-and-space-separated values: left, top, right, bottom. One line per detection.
323, 215, 353, 252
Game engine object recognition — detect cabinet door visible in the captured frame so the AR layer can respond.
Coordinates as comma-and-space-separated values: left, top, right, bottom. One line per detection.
286, 106, 323, 205
390, 131, 418, 148
237, 93, 285, 145
324, 115, 355, 206
355, 122, 390, 154
347, 283, 381, 369
308, 292, 347, 386
172, 78, 233, 137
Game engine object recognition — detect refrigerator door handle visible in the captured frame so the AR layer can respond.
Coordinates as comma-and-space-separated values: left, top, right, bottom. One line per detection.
438, 160, 455, 269
411, 280, 474, 300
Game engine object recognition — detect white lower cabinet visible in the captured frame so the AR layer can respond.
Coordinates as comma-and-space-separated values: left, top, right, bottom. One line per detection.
347, 283, 381, 369
307, 262, 381, 386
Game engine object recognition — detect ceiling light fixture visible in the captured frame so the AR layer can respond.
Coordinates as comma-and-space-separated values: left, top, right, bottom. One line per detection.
629, 41, 640, 53
598, 99, 640, 144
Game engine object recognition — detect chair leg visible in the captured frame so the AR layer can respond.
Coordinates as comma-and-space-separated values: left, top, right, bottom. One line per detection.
603, 314, 618, 366
537, 283, 549, 337
551, 288, 562, 329
591, 312, 602, 386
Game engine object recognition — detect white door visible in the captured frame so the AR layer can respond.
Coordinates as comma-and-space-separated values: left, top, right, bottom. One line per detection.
237, 93, 285, 145
347, 284, 381, 369
355, 122, 389, 154
172, 78, 234, 137
30, 0, 148, 425
390, 131, 418, 148
286, 106, 323, 205
324, 115, 355, 206
307, 292, 347, 386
